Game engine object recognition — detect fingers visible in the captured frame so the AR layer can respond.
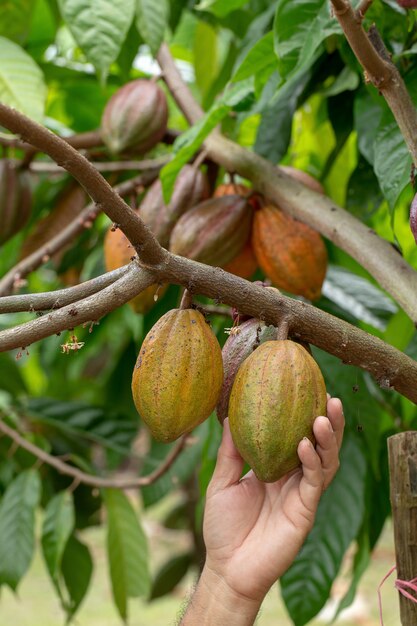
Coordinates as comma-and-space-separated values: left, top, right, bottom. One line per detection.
208, 419, 244, 493
297, 438, 324, 515
326, 397, 344, 450
313, 416, 340, 489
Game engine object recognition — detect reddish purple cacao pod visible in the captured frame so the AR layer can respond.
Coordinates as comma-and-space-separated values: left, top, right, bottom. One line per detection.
216, 319, 277, 424
140, 165, 209, 247
101, 79, 168, 155
169, 195, 253, 267
411, 193, 417, 244
397, 0, 417, 8
0, 159, 32, 246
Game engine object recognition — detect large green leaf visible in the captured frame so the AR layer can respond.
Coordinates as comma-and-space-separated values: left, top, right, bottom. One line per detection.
0, 36, 46, 121
0, 0, 35, 43
41, 491, 75, 582
193, 20, 218, 97
149, 552, 193, 600
232, 32, 275, 82
61, 534, 93, 619
104, 489, 150, 620
196, 0, 249, 17
0, 470, 41, 590
58, 0, 135, 82
136, 0, 168, 56
280, 434, 367, 626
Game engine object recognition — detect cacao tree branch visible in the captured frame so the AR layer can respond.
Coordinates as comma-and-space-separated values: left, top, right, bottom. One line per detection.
0, 417, 189, 489
0, 266, 130, 313
0, 171, 160, 296
0, 264, 156, 351
156, 44, 417, 324
329, 0, 417, 167
0, 104, 167, 268
29, 156, 170, 175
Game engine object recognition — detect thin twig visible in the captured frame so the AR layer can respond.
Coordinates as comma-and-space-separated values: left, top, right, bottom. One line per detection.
0, 266, 130, 313
0, 418, 189, 489
355, 0, 373, 20
202, 304, 233, 318
29, 156, 170, 175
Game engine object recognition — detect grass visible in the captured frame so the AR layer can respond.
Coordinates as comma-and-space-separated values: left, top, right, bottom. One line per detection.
0, 504, 400, 626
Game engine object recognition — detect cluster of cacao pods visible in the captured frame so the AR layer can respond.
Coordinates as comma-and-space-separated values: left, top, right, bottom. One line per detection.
131, 300, 327, 483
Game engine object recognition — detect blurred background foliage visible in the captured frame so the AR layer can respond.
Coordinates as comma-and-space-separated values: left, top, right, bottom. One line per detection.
0, 0, 417, 624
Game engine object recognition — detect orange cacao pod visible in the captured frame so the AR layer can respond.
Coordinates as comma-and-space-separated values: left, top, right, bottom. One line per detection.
216, 319, 277, 424
252, 203, 327, 300
223, 241, 258, 279
0, 159, 32, 246
229, 340, 327, 482
104, 226, 166, 314
281, 166, 324, 195
214, 183, 251, 197
140, 165, 209, 247
132, 308, 224, 442
170, 195, 253, 267
101, 79, 168, 155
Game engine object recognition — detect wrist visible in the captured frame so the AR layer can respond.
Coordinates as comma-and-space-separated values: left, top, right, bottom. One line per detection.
181, 564, 264, 626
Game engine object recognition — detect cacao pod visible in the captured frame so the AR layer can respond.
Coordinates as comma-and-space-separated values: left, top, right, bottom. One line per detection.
216, 319, 277, 424
170, 195, 253, 267
214, 183, 251, 197
140, 165, 209, 247
132, 308, 224, 442
229, 339, 327, 482
397, 0, 417, 7
410, 193, 417, 244
223, 241, 258, 279
280, 166, 324, 195
104, 226, 166, 314
101, 79, 168, 155
252, 203, 327, 300
0, 159, 32, 246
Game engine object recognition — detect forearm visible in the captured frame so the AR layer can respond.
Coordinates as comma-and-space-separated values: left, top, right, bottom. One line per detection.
180, 565, 263, 626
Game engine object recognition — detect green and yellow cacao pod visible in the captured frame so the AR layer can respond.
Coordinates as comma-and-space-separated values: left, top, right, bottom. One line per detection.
101, 79, 168, 155
169, 195, 253, 267
0, 159, 32, 246
228, 339, 327, 482
132, 308, 224, 442
140, 165, 209, 247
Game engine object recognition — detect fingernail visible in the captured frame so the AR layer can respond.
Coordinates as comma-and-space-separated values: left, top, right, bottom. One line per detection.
303, 436, 313, 447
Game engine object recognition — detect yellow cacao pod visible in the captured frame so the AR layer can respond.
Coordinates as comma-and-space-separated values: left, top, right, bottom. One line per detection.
229, 340, 327, 482
132, 308, 224, 442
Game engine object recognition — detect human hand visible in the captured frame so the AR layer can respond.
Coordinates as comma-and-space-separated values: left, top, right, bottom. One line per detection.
202, 396, 344, 605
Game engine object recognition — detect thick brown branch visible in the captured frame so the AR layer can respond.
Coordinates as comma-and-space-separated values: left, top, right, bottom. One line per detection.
0, 418, 189, 489
0, 104, 166, 267
0, 171, 159, 296
0, 266, 129, 313
330, 0, 417, 166
157, 44, 417, 323
0, 264, 155, 351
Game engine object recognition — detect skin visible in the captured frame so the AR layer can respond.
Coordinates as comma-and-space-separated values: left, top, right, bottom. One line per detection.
180, 396, 344, 625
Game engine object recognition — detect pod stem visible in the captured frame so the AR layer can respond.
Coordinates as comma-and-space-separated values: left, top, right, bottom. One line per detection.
275, 318, 290, 341
180, 288, 193, 309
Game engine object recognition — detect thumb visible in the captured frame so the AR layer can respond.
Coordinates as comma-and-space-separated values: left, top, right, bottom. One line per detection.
210, 418, 244, 491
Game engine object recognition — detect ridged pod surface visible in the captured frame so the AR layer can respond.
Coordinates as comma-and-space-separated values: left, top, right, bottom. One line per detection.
0, 159, 32, 246
229, 340, 327, 482
101, 80, 168, 155
216, 319, 277, 424
140, 165, 209, 247
132, 308, 224, 442
104, 226, 166, 313
410, 193, 417, 244
170, 195, 252, 267
252, 203, 327, 300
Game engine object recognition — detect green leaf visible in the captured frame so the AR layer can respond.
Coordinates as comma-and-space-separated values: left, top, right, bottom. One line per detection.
58, 0, 135, 82
160, 79, 253, 201
196, 0, 249, 17
0, 470, 41, 590
42, 491, 75, 582
104, 489, 150, 620
136, 0, 168, 56
150, 552, 193, 600
354, 88, 383, 165
280, 434, 367, 626
0, 36, 46, 121
232, 32, 275, 82
0, 0, 35, 43
374, 109, 412, 209
384, 309, 415, 351
346, 155, 384, 219
193, 20, 218, 97
61, 534, 93, 619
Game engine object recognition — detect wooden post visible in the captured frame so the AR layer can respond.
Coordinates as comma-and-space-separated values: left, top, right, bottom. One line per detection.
388, 432, 417, 625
